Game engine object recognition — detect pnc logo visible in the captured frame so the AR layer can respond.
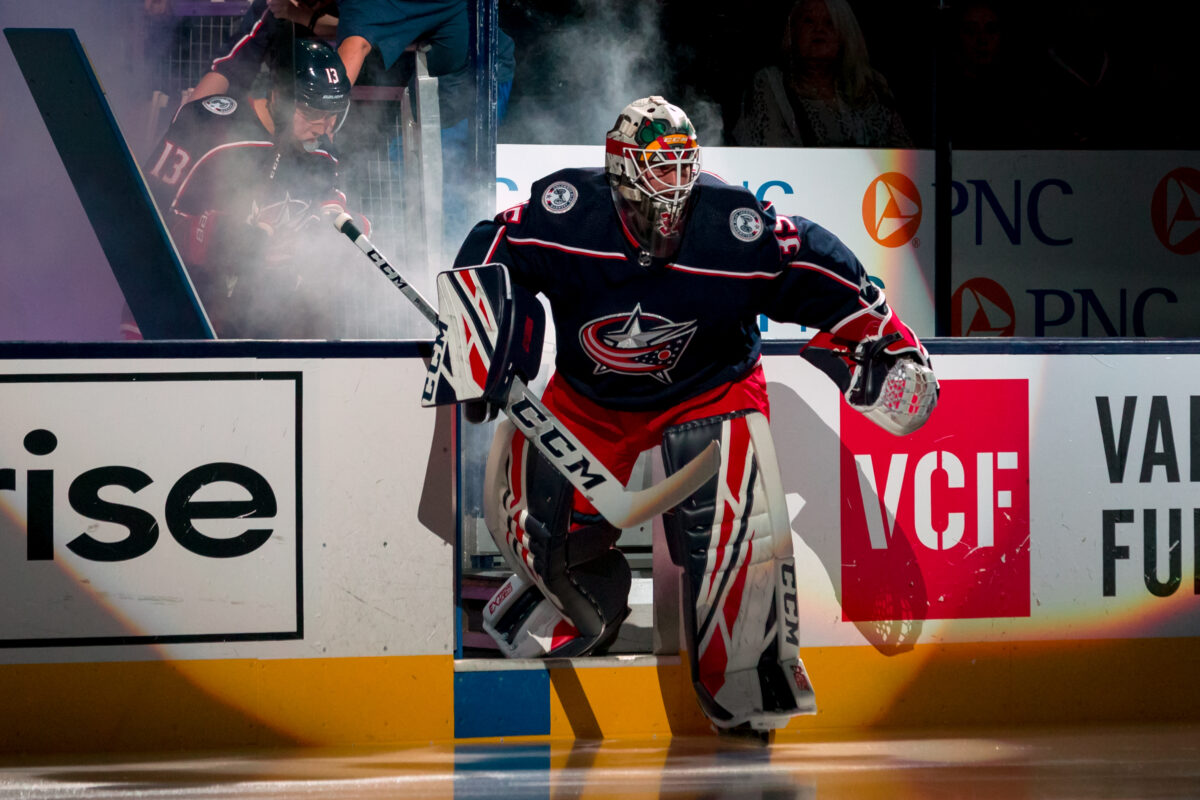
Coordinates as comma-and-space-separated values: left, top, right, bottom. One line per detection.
952, 277, 1015, 336
840, 379, 1031, 622
862, 172, 922, 247
1151, 167, 1200, 255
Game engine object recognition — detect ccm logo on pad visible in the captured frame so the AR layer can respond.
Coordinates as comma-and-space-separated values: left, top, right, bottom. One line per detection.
840, 379, 1031, 621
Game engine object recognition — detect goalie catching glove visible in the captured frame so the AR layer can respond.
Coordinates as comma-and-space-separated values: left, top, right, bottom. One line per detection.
802, 329, 938, 436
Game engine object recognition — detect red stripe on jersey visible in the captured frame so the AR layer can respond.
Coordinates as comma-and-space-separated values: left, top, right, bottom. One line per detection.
500, 202, 526, 224
484, 225, 506, 262
211, 13, 267, 70
507, 236, 626, 260
665, 262, 780, 279
787, 260, 860, 291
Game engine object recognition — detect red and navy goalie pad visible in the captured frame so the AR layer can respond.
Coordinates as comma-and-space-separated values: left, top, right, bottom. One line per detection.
144, 95, 346, 266
452, 166, 921, 412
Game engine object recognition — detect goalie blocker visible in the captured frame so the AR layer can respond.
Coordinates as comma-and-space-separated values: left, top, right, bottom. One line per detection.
419, 263, 544, 424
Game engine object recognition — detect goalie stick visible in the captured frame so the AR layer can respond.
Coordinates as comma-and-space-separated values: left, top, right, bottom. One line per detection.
333, 213, 720, 529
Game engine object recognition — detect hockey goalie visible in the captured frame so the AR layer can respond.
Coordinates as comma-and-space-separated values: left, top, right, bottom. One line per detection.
427, 96, 938, 734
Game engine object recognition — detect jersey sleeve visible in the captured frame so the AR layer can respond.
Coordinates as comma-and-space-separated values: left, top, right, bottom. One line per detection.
452, 201, 551, 296
209, 0, 272, 96
764, 214, 927, 360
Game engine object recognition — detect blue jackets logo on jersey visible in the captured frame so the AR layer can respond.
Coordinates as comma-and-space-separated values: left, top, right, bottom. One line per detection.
578, 304, 697, 384
201, 96, 238, 116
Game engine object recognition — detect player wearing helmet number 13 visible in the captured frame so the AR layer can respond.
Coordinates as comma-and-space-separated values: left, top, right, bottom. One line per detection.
451, 96, 939, 735
143, 38, 360, 338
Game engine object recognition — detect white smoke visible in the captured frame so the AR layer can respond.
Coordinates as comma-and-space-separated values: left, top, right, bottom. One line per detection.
502, 0, 725, 146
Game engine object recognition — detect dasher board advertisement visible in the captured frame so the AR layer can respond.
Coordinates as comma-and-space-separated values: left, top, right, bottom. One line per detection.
951, 151, 1200, 338
0, 371, 301, 646
764, 343, 1200, 651
0, 347, 453, 665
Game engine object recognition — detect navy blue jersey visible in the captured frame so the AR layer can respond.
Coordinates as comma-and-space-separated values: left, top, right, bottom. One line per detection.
146, 95, 344, 261
454, 168, 901, 411
144, 95, 352, 338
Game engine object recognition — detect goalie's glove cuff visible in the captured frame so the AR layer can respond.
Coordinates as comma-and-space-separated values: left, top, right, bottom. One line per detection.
846, 332, 904, 407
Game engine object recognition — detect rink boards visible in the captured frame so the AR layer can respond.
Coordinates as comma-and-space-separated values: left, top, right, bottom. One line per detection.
2, 339, 1200, 753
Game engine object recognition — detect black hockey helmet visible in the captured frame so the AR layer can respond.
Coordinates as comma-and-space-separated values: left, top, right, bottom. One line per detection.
270, 37, 351, 143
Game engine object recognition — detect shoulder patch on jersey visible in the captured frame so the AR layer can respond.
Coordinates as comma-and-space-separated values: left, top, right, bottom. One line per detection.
730, 207, 764, 242
542, 180, 578, 214
201, 96, 238, 116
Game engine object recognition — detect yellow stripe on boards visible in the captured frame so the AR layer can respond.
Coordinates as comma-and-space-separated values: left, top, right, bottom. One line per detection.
0, 655, 453, 755
4, 637, 1200, 756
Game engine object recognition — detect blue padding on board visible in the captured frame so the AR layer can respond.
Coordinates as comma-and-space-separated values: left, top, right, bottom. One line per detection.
454, 669, 550, 739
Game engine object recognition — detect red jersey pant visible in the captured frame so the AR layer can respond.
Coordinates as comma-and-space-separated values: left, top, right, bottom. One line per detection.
537, 362, 771, 517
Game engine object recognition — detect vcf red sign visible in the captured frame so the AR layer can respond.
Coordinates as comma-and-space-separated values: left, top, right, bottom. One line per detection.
840, 379, 1030, 621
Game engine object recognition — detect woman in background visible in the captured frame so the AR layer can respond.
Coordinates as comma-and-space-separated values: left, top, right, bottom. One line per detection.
732, 0, 911, 147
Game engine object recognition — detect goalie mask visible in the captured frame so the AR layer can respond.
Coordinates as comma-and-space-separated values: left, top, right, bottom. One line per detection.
270, 38, 351, 151
605, 96, 700, 261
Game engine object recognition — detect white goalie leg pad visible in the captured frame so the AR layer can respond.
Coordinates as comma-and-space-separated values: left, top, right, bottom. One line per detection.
482, 419, 630, 659
483, 419, 541, 583
663, 411, 817, 730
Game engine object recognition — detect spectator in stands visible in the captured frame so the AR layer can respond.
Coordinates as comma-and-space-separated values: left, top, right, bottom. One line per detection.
335, 0, 471, 127
945, 0, 1035, 149
732, 0, 911, 148
191, 0, 340, 103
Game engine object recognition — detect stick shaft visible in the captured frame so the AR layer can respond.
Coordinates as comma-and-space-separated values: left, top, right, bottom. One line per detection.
333, 213, 438, 326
